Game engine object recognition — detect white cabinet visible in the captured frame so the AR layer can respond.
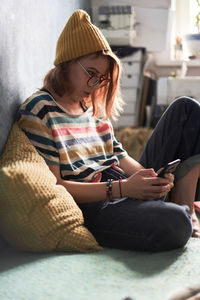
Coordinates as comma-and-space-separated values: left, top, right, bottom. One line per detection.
112, 48, 144, 128
156, 77, 200, 105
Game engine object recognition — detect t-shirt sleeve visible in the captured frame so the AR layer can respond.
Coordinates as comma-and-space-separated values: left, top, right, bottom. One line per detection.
18, 96, 60, 165
113, 135, 127, 160
108, 120, 127, 160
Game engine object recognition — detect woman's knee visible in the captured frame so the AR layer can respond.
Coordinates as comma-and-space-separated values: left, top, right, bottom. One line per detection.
147, 203, 192, 252
169, 96, 200, 115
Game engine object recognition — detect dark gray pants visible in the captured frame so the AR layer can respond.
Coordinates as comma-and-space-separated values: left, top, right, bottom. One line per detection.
80, 97, 200, 252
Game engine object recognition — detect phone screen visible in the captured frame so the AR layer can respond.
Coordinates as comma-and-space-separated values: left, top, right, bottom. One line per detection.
158, 159, 181, 178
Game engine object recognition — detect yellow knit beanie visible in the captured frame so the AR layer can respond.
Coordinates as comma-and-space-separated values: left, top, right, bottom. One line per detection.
54, 9, 112, 66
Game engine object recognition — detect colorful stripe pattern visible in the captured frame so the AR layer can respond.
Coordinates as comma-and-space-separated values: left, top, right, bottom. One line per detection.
18, 91, 127, 181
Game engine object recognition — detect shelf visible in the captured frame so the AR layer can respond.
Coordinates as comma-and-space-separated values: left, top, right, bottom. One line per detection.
156, 59, 200, 67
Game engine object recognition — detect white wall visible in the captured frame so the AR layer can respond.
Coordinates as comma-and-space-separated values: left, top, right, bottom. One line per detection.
0, 0, 90, 154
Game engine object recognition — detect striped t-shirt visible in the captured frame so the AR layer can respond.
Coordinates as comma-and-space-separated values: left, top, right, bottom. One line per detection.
18, 91, 127, 182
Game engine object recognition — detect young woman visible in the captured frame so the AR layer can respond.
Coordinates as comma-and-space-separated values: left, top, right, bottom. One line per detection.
18, 9, 200, 252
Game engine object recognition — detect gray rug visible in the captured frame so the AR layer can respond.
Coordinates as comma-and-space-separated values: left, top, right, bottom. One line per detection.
0, 237, 199, 300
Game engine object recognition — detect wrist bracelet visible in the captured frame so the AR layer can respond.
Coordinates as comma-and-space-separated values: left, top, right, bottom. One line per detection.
106, 179, 113, 201
119, 177, 123, 198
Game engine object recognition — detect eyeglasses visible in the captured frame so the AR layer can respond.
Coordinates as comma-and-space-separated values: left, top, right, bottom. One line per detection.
78, 61, 110, 89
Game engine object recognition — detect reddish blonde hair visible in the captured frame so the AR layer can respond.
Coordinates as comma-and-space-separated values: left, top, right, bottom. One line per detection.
41, 51, 124, 120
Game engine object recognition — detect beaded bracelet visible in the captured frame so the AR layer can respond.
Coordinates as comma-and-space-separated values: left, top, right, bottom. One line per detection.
119, 177, 123, 198
106, 179, 113, 201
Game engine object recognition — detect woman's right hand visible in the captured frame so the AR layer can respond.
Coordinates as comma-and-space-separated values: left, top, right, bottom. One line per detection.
122, 168, 171, 200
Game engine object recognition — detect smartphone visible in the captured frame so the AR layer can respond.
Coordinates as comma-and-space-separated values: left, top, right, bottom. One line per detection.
157, 159, 181, 178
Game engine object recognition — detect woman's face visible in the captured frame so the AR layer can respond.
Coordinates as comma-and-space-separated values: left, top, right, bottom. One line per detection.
67, 54, 110, 102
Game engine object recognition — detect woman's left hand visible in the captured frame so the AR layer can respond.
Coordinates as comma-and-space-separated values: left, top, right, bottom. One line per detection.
157, 167, 174, 192
164, 172, 174, 190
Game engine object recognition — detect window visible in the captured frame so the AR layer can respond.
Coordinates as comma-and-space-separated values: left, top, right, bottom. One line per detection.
173, 0, 200, 60
175, 0, 199, 36
155, 0, 200, 65
189, 0, 200, 33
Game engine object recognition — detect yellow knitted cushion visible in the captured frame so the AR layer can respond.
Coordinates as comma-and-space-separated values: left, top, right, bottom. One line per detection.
0, 123, 102, 252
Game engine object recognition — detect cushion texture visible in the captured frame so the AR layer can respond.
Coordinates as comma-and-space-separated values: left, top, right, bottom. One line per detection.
0, 123, 101, 252
115, 127, 153, 160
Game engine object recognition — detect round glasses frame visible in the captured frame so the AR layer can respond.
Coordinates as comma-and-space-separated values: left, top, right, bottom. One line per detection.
78, 61, 110, 89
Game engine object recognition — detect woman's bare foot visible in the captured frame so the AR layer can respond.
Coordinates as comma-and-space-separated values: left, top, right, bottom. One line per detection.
191, 212, 200, 238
